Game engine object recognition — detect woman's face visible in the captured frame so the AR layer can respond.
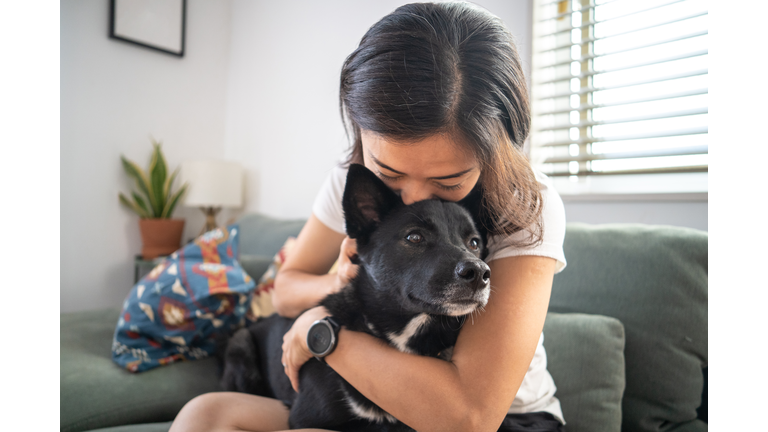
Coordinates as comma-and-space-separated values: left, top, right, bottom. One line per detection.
361, 130, 481, 205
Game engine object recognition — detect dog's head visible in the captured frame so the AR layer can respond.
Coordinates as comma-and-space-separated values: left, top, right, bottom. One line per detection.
342, 164, 491, 316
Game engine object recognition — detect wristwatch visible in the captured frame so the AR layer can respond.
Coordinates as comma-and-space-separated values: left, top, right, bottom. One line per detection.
306, 316, 341, 362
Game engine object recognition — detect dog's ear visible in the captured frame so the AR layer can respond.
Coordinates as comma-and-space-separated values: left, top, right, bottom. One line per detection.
342, 164, 401, 241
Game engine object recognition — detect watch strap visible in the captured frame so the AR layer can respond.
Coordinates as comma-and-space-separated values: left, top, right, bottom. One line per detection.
325, 316, 341, 335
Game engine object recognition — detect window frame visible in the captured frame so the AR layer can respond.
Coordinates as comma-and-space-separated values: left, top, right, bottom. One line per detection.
527, 0, 708, 201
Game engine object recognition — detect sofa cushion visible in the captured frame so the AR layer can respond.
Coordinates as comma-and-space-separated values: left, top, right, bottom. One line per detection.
549, 223, 708, 432
61, 309, 220, 432
543, 312, 626, 432
236, 213, 305, 257
238, 255, 273, 286
85, 421, 173, 432
112, 226, 254, 373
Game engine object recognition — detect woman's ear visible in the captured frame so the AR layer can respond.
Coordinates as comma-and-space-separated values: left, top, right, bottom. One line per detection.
342, 164, 401, 242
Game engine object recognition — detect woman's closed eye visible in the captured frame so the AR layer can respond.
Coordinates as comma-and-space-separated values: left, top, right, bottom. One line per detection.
376, 171, 402, 182
378, 171, 463, 190
435, 182, 463, 191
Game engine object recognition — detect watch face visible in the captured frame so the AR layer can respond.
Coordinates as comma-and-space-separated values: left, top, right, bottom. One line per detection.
308, 322, 333, 355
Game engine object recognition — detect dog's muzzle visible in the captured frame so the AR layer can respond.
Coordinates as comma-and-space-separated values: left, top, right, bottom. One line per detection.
454, 260, 491, 291
436, 260, 491, 316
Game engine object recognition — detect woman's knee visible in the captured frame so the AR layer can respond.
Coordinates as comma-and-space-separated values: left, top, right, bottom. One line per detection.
187, 392, 227, 414
171, 392, 290, 432
171, 393, 230, 432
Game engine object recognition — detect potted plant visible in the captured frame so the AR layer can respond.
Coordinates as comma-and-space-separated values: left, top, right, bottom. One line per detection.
119, 140, 188, 259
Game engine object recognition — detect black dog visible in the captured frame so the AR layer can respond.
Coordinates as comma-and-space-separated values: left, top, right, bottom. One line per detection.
221, 164, 492, 431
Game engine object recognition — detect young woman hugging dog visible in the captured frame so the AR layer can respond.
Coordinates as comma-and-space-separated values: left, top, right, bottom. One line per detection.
171, 2, 567, 431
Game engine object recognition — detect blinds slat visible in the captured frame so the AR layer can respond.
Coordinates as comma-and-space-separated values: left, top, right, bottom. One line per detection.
538, 69, 707, 101
536, 49, 707, 85
544, 0, 689, 24
539, 127, 708, 147
537, 30, 708, 70
539, 0, 624, 22
534, 88, 708, 116
536, 0, 570, 8
545, 165, 708, 176
537, 11, 707, 53
537, 107, 707, 132
543, 145, 708, 164
539, 9, 706, 38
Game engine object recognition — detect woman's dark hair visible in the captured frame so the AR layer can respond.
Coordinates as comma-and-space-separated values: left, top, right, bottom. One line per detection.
339, 1, 542, 244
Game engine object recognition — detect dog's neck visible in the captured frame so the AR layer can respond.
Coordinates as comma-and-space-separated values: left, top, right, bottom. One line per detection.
321, 266, 463, 357
324, 266, 422, 325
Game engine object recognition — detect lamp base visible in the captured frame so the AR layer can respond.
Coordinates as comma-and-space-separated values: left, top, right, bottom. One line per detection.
199, 206, 222, 236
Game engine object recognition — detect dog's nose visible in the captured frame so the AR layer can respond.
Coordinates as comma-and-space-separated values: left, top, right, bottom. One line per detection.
455, 260, 491, 287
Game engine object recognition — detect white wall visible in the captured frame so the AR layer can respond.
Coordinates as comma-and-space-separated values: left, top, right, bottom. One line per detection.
60, 0, 233, 313
223, 0, 533, 219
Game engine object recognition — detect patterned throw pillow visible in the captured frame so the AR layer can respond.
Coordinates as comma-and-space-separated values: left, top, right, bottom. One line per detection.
112, 225, 255, 373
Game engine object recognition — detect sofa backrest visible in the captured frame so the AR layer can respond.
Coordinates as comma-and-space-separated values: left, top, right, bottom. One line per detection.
235, 213, 307, 281
550, 223, 708, 432
237, 213, 307, 257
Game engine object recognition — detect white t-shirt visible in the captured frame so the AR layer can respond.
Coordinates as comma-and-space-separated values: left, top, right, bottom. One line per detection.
312, 164, 567, 424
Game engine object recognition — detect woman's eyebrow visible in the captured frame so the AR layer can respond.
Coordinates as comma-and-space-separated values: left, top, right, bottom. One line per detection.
429, 169, 474, 180
371, 156, 406, 175
371, 155, 474, 180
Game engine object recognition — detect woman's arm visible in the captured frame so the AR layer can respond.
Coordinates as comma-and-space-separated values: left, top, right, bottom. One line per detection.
272, 214, 355, 318
283, 254, 556, 432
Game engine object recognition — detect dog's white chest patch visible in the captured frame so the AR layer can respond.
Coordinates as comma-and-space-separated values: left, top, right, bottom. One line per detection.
342, 387, 397, 423
386, 313, 431, 354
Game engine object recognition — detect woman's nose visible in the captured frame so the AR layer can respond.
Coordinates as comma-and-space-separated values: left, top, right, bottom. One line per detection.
400, 185, 433, 205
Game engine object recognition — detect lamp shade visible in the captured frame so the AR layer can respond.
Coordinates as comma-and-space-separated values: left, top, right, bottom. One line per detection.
179, 160, 244, 208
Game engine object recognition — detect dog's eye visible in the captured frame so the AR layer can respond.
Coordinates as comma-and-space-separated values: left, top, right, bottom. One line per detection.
468, 238, 480, 250
406, 233, 423, 244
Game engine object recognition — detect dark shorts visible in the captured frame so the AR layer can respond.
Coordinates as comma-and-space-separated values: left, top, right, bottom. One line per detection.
498, 412, 565, 432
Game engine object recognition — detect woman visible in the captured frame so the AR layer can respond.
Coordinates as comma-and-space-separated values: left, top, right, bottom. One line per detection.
171, 2, 567, 431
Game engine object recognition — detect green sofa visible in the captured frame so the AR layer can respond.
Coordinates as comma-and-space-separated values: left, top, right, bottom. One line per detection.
61, 214, 708, 432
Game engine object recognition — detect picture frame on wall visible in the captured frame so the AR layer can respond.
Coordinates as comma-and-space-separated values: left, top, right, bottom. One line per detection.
109, 0, 187, 57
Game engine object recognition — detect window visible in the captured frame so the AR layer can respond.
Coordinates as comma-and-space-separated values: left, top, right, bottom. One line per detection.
529, 0, 708, 197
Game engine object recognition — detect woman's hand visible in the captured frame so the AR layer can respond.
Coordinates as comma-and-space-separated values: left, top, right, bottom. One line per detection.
281, 305, 331, 392
331, 236, 359, 294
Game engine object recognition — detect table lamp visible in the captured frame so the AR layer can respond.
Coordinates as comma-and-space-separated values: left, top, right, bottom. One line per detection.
179, 160, 244, 235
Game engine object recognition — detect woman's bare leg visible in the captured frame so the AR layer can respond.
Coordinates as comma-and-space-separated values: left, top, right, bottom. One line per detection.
170, 392, 289, 432
170, 391, 337, 432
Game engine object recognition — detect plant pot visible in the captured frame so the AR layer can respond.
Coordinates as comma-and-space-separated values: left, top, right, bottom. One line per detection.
139, 218, 185, 259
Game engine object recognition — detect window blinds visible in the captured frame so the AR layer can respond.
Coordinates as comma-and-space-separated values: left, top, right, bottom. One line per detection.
529, 0, 708, 178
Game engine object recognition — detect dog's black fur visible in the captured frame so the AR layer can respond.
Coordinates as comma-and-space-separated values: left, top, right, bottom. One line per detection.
221, 164, 495, 431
